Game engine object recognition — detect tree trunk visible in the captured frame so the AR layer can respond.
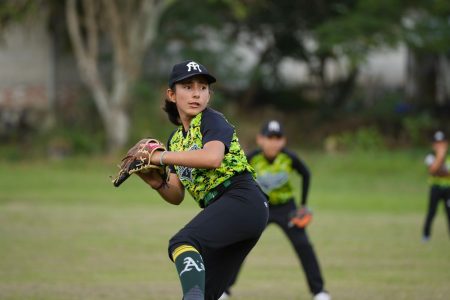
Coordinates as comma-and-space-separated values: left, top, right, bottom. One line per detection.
65, 0, 175, 152
327, 66, 359, 109
405, 49, 438, 108
436, 54, 450, 105
239, 44, 274, 107
106, 105, 129, 151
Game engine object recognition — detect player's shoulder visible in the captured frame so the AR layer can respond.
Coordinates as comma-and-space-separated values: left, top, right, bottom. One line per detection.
280, 148, 299, 160
201, 107, 234, 129
202, 107, 227, 122
280, 148, 307, 168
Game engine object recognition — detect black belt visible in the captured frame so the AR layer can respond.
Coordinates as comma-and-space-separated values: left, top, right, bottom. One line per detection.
200, 172, 251, 208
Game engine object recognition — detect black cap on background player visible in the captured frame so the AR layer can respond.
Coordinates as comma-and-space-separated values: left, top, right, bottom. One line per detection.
168, 60, 216, 87
260, 120, 284, 137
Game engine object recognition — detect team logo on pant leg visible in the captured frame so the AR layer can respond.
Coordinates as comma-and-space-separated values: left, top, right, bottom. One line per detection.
179, 257, 205, 276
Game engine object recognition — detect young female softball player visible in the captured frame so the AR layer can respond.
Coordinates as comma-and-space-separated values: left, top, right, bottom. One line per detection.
139, 60, 269, 300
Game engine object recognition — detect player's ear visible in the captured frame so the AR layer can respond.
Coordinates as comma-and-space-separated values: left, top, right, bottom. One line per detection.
256, 134, 264, 146
166, 88, 176, 103
280, 136, 287, 147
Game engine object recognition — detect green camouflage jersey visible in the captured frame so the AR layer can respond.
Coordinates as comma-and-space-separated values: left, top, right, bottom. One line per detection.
247, 149, 310, 206
424, 154, 450, 187
168, 107, 254, 207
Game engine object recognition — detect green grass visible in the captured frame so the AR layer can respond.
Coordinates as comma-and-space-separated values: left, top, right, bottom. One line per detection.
0, 151, 449, 300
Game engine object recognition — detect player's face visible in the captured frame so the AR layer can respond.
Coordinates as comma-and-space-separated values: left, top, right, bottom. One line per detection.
167, 76, 211, 122
257, 134, 286, 160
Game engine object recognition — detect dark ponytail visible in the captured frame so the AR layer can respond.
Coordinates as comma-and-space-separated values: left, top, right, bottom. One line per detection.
163, 98, 181, 126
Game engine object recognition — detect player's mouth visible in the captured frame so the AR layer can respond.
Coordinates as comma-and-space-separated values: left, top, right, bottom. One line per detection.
188, 102, 201, 108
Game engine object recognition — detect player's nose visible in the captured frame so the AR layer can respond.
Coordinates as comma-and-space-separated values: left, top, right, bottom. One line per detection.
191, 85, 202, 97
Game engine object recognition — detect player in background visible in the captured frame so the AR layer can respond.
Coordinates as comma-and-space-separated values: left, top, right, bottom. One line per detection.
423, 130, 450, 241
220, 120, 330, 300
139, 60, 269, 299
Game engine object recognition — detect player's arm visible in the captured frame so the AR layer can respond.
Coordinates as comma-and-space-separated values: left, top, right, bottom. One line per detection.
152, 109, 232, 169
143, 140, 226, 204
137, 172, 185, 205
139, 139, 226, 204
286, 150, 314, 229
429, 142, 448, 175
286, 149, 311, 206
150, 141, 225, 169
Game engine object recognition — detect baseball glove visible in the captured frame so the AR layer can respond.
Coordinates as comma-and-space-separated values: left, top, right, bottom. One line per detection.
112, 138, 169, 187
288, 206, 313, 228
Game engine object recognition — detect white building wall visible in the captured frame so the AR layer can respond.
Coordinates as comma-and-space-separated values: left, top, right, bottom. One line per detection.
0, 18, 50, 89
359, 46, 406, 87
278, 46, 406, 88
0, 16, 51, 133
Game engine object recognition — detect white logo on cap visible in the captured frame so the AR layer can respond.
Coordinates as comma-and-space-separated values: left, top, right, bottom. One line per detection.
186, 61, 202, 72
268, 121, 280, 132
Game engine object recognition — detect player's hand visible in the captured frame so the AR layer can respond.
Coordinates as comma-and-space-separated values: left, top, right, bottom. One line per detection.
288, 206, 313, 228
112, 138, 169, 187
136, 168, 167, 189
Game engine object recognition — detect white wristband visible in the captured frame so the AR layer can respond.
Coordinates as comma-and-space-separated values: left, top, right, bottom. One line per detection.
159, 151, 168, 166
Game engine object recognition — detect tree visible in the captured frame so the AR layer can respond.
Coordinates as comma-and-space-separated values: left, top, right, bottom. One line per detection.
158, 0, 362, 109
402, 1, 450, 109
216, 0, 449, 112
316, 0, 450, 109
151, 0, 362, 109
0, 0, 36, 31
66, 0, 175, 151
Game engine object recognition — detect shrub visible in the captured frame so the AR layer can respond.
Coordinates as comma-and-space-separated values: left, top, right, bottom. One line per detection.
325, 127, 385, 153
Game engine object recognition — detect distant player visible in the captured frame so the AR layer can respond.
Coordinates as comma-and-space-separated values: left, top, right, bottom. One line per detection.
422, 130, 450, 241
220, 120, 331, 300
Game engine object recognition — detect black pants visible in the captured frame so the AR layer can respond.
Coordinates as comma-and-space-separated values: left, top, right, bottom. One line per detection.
168, 174, 269, 300
228, 199, 325, 295
423, 185, 450, 238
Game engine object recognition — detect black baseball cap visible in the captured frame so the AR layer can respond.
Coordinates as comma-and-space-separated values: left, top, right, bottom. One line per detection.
168, 60, 216, 87
432, 130, 447, 142
260, 120, 284, 137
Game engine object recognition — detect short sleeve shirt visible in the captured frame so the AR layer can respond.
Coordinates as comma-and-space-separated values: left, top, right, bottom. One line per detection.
167, 107, 254, 207
247, 148, 310, 205
424, 153, 450, 187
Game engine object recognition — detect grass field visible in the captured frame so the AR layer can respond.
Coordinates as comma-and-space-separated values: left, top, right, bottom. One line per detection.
0, 151, 449, 300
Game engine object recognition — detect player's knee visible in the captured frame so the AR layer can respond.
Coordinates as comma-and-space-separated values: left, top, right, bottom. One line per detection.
168, 235, 199, 261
